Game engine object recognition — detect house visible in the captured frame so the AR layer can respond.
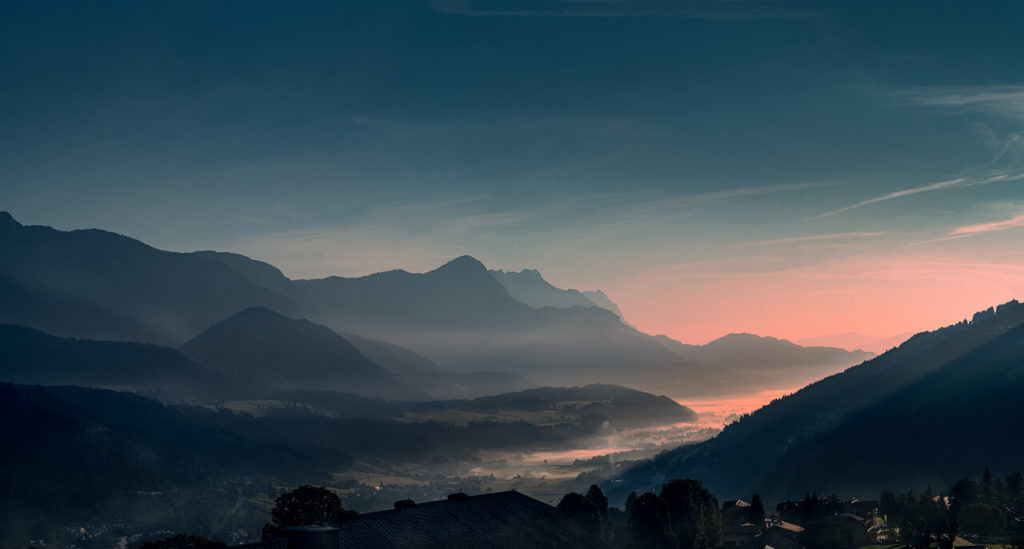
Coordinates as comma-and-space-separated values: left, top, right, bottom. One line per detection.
723, 499, 753, 526
764, 518, 804, 549
722, 522, 762, 548
802, 513, 867, 549
332, 490, 605, 549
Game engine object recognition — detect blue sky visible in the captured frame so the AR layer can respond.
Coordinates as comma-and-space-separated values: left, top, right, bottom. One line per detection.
3, 1, 1024, 342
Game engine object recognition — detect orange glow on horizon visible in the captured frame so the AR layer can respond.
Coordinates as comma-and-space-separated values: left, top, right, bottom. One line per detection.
608, 251, 1024, 346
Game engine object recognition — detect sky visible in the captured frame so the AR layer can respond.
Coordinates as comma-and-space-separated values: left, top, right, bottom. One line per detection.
3, 0, 1024, 345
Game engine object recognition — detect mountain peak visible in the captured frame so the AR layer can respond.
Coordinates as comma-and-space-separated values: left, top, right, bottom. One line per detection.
433, 255, 488, 275
706, 333, 784, 346
0, 211, 21, 229
227, 306, 289, 323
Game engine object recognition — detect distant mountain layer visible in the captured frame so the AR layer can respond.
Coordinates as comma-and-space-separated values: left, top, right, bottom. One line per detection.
489, 269, 602, 309
0, 212, 298, 343
582, 289, 627, 322
795, 332, 914, 355
615, 300, 1024, 503
0, 211, 871, 398
489, 269, 629, 323
273, 383, 695, 429
178, 307, 421, 399
408, 384, 697, 429
0, 273, 170, 345
0, 324, 254, 400
648, 333, 875, 396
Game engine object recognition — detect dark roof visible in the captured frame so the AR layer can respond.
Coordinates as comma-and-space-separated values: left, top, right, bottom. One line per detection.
335, 491, 605, 549
771, 521, 805, 534
805, 513, 864, 526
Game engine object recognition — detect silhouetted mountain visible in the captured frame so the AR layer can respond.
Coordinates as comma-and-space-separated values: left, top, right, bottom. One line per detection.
0, 324, 257, 400
489, 269, 600, 309
0, 382, 352, 546
190, 250, 294, 295
615, 299, 1024, 503
292, 255, 516, 330
648, 333, 875, 395
340, 331, 441, 373
317, 330, 540, 399
582, 289, 628, 322
270, 383, 692, 429
400, 370, 537, 400
1, 380, 683, 547
1, 213, 871, 398
489, 268, 631, 325
284, 256, 694, 388
410, 384, 697, 429
0, 274, 170, 345
796, 331, 913, 355
338, 331, 539, 399
179, 307, 420, 399
0, 212, 298, 344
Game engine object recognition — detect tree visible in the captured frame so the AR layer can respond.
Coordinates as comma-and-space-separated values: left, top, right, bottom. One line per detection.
586, 485, 612, 544
625, 491, 640, 513
959, 503, 1005, 538
1008, 471, 1024, 505
558, 492, 605, 543
749, 494, 765, 526
263, 485, 354, 540
950, 477, 978, 518
629, 492, 678, 549
659, 479, 722, 549
587, 485, 610, 515
982, 466, 994, 504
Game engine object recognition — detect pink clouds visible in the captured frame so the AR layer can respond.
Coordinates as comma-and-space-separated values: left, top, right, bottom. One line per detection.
952, 212, 1024, 235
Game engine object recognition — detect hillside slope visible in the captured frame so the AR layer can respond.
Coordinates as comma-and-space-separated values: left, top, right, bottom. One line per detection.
0, 324, 256, 400
0, 212, 298, 344
615, 300, 1024, 502
179, 307, 420, 399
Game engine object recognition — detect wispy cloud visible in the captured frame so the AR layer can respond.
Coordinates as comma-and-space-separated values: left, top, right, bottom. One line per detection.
816, 178, 964, 218
430, 0, 816, 20
816, 172, 1024, 218
952, 212, 1024, 235
890, 86, 1024, 120
232, 181, 831, 279
890, 86, 1024, 168
906, 208, 1024, 248
734, 231, 887, 248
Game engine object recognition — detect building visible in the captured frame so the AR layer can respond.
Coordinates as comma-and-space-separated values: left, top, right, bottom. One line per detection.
332, 491, 605, 549
802, 513, 867, 549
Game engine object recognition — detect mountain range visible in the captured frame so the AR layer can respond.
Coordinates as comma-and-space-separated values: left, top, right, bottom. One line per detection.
0, 212, 870, 399
614, 299, 1024, 503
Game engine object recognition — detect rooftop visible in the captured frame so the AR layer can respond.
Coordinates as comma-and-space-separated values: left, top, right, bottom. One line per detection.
335, 491, 604, 549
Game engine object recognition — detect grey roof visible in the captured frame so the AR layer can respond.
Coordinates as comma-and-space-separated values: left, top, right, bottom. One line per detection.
336, 491, 605, 549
